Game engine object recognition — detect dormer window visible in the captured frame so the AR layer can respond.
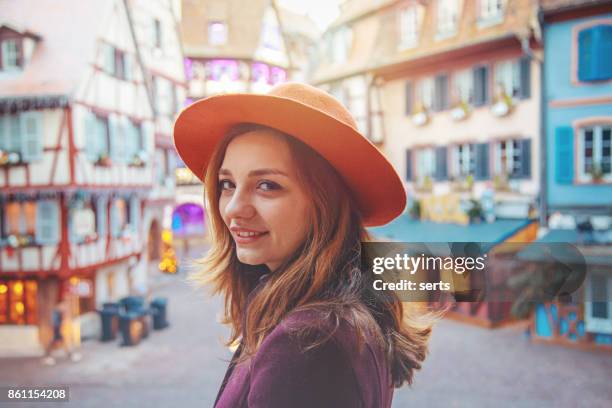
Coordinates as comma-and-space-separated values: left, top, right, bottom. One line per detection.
1, 38, 22, 71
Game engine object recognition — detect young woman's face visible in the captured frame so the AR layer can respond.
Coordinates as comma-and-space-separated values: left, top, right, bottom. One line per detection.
218, 130, 311, 271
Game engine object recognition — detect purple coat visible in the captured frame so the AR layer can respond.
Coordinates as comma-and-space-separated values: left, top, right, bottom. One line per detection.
214, 276, 394, 407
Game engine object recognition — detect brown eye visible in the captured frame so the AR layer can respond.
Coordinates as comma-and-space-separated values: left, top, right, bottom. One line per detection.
258, 180, 281, 191
219, 179, 235, 191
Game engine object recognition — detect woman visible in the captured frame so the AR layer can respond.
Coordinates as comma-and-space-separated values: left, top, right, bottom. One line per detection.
174, 82, 434, 407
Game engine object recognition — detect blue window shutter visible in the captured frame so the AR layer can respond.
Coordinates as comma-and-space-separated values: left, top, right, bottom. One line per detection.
20, 111, 43, 162
109, 116, 125, 163
598, 25, 612, 81
9, 114, 21, 153
475, 143, 490, 180
96, 116, 109, 158
96, 196, 107, 238
0, 116, 7, 150
473, 66, 488, 107
110, 200, 120, 237
578, 27, 595, 81
405, 82, 413, 115
519, 57, 531, 99
555, 126, 574, 184
405, 149, 412, 181
85, 112, 98, 161
130, 197, 140, 232
36, 200, 60, 245
520, 139, 531, 179
435, 146, 448, 181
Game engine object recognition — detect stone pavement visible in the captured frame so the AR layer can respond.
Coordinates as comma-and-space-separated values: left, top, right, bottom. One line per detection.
0, 249, 611, 407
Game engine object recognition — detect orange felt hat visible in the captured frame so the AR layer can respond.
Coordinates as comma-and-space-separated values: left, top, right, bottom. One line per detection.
173, 82, 406, 227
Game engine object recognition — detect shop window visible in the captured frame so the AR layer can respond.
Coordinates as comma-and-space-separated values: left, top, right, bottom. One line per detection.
585, 273, 612, 334
0, 280, 38, 325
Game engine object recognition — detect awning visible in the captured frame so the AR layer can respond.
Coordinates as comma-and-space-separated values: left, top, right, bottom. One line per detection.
368, 217, 534, 243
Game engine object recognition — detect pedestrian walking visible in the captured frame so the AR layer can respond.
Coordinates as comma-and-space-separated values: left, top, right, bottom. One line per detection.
42, 300, 81, 365
174, 82, 438, 407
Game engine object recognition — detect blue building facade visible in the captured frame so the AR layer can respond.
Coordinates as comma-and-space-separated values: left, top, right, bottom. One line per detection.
537, 3, 612, 349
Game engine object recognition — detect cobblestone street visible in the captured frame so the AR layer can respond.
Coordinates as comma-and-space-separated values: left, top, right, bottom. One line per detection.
1, 248, 611, 407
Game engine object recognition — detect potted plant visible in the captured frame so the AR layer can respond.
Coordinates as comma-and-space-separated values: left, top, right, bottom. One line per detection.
96, 153, 112, 167
590, 162, 604, 183
450, 99, 470, 121
493, 171, 510, 191
409, 200, 421, 220
491, 84, 513, 117
417, 175, 433, 192
411, 102, 429, 127
466, 199, 484, 224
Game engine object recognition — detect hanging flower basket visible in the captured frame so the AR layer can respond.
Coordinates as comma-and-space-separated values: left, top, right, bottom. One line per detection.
450, 100, 470, 121
0, 150, 22, 166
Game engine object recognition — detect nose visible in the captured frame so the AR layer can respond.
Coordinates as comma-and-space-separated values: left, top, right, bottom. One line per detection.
222, 187, 256, 220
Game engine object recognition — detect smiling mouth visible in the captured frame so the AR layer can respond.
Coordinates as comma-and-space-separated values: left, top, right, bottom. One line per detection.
232, 230, 269, 244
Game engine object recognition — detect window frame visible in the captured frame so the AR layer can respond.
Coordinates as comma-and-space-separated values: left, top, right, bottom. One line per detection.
208, 21, 228, 46
398, 5, 420, 50
576, 124, 612, 183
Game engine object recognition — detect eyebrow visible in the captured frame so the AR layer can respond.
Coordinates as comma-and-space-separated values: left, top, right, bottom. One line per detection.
218, 168, 289, 177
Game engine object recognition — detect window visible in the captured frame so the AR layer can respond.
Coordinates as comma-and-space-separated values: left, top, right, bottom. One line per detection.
399, 6, 419, 50
437, 0, 459, 38
416, 148, 436, 182
494, 58, 530, 99
452, 143, 475, 178
0, 200, 59, 246
0, 280, 38, 325
585, 273, 612, 334
416, 77, 435, 111
479, 0, 505, 24
85, 112, 110, 164
494, 139, 531, 179
331, 27, 352, 64
453, 69, 473, 105
1, 39, 21, 70
208, 21, 228, 46
102, 44, 129, 80
577, 24, 612, 82
0, 112, 43, 163
262, 22, 282, 50
578, 125, 612, 182
494, 60, 520, 98
125, 120, 144, 164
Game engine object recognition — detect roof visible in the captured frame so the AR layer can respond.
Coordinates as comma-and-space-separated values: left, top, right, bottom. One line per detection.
540, 0, 612, 13
368, 218, 534, 244
276, 7, 320, 41
180, 0, 282, 61
518, 228, 612, 266
0, 0, 112, 99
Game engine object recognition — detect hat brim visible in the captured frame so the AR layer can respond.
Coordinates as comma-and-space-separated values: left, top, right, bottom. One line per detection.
173, 93, 406, 227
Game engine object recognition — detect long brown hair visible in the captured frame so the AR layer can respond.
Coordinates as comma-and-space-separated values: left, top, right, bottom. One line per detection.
189, 123, 436, 387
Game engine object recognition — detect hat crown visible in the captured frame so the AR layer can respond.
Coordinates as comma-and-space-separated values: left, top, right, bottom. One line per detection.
268, 82, 358, 131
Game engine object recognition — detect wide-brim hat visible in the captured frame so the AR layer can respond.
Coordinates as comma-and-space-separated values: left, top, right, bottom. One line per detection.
173, 82, 406, 227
